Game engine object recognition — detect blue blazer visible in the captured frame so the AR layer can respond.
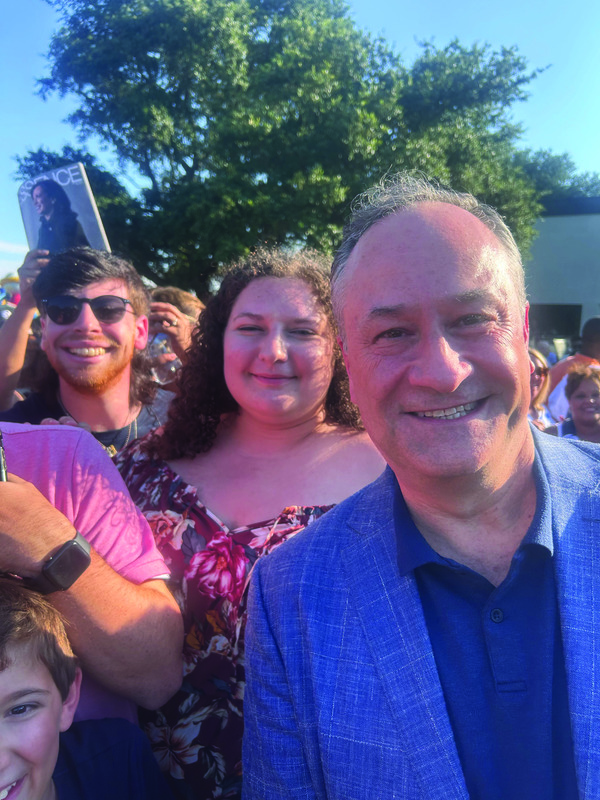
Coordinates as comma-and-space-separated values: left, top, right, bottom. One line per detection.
243, 431, 600, 799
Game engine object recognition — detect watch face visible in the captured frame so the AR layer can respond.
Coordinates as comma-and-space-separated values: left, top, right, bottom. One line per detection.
43, 538, 91, 590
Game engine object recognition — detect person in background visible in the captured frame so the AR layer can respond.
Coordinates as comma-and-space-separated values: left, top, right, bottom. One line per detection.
150, 286, 205, 363
0, 250, 50, 411
115, 248, 384, 799
0, 248, 169, 455
11, 316, 46, 404
0, 577, 174, 799
547, 316, 600, 421
0, 313, 45, 412
527, 347, 553, 429
32, 179, 90, 254
148, 287, 205, 394
534, 338, 557, 366
545, 365, 600, 442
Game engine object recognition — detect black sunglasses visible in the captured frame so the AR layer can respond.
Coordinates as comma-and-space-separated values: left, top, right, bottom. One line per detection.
42, 295, 134, 325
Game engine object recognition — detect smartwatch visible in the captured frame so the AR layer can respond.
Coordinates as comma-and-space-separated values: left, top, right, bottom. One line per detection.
26, 531, 91, 594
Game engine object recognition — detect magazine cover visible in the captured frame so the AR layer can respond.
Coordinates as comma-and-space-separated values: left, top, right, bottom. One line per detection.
18, 162, 110, 254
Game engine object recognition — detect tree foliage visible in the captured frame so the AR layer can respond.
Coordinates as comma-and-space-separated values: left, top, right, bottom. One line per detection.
513, 149, 600, 200
28, 0, 591, 290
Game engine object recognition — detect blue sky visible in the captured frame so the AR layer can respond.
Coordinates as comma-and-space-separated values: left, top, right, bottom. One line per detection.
1, 0, 599, 278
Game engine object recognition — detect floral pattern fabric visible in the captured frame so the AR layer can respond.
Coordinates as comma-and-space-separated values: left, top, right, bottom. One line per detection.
115, 438, 333, 799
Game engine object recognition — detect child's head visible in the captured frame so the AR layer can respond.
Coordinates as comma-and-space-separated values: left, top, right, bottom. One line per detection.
0, 578, 81, 800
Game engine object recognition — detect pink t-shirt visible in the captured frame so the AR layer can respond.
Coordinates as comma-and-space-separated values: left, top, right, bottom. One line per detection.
1, 422, 170, 721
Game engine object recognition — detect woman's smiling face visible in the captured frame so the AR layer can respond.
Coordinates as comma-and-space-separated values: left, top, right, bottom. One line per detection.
570, 377, 600, 430
32, 186, 54, 219
223, 277, 335, 427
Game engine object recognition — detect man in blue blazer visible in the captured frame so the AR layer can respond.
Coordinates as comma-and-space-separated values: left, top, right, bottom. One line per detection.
243, 174, 591, 799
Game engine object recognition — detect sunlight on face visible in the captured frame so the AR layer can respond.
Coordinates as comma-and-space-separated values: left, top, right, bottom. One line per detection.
0, 644, 79, 800
40, 279, 148, 394
569, 377, 600, 430
223, 277, 335, 427
339, 203, 531, 482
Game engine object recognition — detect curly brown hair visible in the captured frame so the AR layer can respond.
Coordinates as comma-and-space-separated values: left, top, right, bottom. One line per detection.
149, 248, 362, 460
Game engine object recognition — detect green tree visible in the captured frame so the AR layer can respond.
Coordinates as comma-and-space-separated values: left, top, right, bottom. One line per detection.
35, 0, 555, 289
513, 149, 600, 200
387, 41, 546, 253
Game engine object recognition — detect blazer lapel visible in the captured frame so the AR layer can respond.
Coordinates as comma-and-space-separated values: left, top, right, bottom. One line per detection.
552, 483, 600, 798
536, 431, 600, 798
340, 469, 468, 800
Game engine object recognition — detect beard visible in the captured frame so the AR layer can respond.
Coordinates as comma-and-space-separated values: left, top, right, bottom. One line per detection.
46, 337, 135, 396
56, 360, 129, 394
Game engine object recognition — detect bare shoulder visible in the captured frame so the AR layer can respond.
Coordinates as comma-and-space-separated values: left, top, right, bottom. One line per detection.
320, 426, 386, 495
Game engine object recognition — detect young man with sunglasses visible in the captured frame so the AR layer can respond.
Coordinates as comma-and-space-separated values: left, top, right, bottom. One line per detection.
0, 249, 184, 722
0, 248, 168, 455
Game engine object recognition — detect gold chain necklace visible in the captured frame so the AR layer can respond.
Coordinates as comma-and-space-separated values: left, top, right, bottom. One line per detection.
56, 393, 139, 456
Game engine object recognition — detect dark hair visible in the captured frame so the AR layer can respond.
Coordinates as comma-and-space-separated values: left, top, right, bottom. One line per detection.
0, 578, 78, 701
151, 286, 205, 319
581, 317, 600, 352
582, 317, 600, 339
33, 247, 156, 406
331, 172, 526, 337
565, 365, 600, 400
149, 248, 362, 460
31, 180, 73, 215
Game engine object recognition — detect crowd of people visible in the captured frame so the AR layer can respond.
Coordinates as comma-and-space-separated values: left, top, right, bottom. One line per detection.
0, 171, 598, 799
528, 343, 600, 442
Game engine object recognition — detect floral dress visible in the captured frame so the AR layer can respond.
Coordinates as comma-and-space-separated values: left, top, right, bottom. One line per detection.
115, 438, 333, 799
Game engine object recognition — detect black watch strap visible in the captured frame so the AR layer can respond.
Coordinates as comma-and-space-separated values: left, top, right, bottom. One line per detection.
25, 531, 91, 594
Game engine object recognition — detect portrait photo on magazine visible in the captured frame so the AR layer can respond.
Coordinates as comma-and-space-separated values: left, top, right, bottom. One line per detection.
18, 161, 110, 255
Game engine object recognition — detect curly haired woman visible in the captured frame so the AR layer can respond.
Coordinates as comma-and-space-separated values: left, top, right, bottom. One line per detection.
115, 248, 384, 798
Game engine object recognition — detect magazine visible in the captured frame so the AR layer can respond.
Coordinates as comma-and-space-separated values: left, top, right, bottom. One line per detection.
18, 162, 110, 254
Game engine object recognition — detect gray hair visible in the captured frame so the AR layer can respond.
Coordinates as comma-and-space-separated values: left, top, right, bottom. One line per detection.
331, 173, 526, 335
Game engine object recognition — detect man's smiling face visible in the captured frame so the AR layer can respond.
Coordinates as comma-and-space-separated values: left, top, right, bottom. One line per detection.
337, 202, 531, 483
40, 279, 148, 396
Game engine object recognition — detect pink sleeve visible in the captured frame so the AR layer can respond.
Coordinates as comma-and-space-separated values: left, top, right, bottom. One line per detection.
5, 424, 169, 584
66, 431, 170, 583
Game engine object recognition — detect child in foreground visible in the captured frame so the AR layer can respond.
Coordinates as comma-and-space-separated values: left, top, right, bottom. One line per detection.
0, 578, 173, 800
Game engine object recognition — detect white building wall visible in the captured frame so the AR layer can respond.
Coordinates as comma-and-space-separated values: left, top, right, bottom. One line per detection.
525, 213, 600, 327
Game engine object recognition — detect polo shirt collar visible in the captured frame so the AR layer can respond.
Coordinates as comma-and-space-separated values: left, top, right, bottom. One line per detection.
394, 448, 553, 578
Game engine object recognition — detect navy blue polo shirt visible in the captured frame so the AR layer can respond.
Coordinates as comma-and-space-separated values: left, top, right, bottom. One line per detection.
394, 457, 578, 800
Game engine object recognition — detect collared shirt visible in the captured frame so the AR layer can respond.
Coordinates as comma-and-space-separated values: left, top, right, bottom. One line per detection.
394, 455, 578, 800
